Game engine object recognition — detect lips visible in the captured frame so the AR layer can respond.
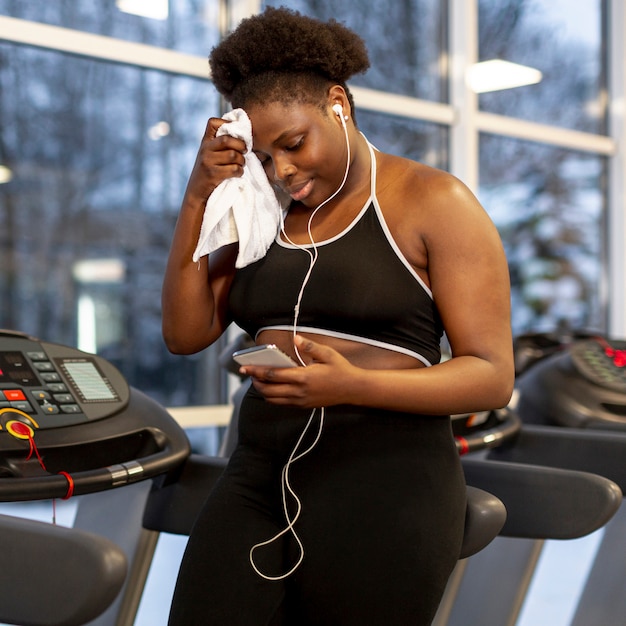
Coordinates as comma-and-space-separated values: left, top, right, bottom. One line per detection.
287, 179, 313, 202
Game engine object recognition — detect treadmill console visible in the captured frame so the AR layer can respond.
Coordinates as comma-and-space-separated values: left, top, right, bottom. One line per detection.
516, 335, 626, 429
0, 329, 129, 429
570, 338, 626, 393
0, 330, 189, 501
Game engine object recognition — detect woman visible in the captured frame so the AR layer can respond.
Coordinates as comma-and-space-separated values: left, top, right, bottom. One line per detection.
162, 7, 513, 625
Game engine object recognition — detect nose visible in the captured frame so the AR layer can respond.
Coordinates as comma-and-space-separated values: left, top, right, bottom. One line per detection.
272, 153, 296, 183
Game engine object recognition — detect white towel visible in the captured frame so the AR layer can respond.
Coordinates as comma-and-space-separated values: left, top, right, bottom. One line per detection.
192, 108, 289, 269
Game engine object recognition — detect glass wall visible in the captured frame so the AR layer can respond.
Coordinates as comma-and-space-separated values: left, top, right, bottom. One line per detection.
0, 0, 614, 410
476, 0, 607, 336
480, 135, 605, 334
0, 0, 221, 55
265, 0, 448, 102
478, 0, 605, 133
0, 42, 224, 407
358, 110, 449, 170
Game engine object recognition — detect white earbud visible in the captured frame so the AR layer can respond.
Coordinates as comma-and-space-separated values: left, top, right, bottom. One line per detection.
332, 103, 343, 116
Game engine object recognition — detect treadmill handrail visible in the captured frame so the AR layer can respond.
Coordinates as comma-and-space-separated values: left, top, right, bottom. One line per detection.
143, 454, 507, 560
463, 456, 622, 539
0, 389, 191, 502
488, 423, 626, 492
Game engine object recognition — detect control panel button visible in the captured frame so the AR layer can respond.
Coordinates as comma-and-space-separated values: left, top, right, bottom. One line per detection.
31, 390, 51, 402
53, 393, 75, 404
46, 383, 67, 393
10, 401, 34, 413
60, 404, 81, 414
40, 372, 61, 383
27, 386, 81, 419
26, 351, 47, 361
3, 390, 26, 402
33, 362, 55, 372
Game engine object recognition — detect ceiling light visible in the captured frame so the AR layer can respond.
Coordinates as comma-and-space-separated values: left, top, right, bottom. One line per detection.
73, 258, 126, 284
0, 165, 13, 184
148, 121, 171, 140
467, 59, 543, 94
116, 0, 168, 21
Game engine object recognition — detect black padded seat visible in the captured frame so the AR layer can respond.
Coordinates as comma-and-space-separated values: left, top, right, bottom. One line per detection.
0, 513, 127, 626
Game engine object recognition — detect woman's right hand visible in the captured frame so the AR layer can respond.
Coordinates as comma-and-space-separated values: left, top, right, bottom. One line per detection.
184, 117, 247, 207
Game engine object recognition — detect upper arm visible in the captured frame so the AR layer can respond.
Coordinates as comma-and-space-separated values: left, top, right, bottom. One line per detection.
423, 174, 513, 369
206, 243, 238, 337
162, 243, 237, 354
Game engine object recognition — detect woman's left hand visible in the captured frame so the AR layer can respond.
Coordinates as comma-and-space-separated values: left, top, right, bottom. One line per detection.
240, 336, 358, 408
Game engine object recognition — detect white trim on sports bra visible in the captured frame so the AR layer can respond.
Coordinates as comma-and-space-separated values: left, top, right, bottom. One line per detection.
275, 198, 370, 249
275, 139, 433, 298
254, 325, 433, 367
260, 139, 438, 368
366, 142, 433, 299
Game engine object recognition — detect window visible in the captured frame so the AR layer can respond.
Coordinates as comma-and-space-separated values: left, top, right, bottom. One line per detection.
0, 0, 615, 400
0, 0, 220, 55
0, 43, 226, 407
477, 0, 609, 333
478, 0, 605, 133
264, 0, 448, 102
480, 134, 606, 334
357, 110, 449, 170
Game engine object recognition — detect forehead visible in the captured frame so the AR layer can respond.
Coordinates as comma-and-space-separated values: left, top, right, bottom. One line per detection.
248, 102, 325, 148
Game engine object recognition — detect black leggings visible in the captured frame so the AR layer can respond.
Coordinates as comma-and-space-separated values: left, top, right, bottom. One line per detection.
168, 387, 466, 625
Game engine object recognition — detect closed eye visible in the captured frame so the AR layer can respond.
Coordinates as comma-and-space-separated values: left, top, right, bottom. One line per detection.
285, 137, 304, 152
253, 136, 303, 168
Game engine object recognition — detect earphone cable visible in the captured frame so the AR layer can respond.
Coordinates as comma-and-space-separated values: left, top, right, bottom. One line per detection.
250, 112, 350, 581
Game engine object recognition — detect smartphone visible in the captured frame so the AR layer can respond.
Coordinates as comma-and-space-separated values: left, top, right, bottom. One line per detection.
232, 344, 298, 368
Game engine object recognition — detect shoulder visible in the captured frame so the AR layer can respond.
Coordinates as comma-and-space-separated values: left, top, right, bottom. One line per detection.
375, 152, 486, 236
375, 151, 501, 262
377, 151, 472, 203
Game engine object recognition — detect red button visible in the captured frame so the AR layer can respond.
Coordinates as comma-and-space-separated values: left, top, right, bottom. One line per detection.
4, 390, 26, 401
6, 420, 33, 439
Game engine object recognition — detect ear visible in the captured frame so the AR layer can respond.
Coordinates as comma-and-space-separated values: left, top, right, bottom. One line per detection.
327, 85, 351, 121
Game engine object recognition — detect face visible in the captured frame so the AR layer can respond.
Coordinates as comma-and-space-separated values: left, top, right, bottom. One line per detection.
247, 101, 348, 209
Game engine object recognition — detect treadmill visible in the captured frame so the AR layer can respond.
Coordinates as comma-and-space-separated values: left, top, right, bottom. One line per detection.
0, 329, 620, 626
0, 329, 190, 625
438, 332, 626, 625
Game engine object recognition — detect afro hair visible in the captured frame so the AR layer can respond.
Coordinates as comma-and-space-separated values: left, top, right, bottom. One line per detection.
209, 6, 369, 110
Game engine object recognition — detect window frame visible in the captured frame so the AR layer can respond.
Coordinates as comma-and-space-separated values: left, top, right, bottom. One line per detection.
0, 0, 621, 407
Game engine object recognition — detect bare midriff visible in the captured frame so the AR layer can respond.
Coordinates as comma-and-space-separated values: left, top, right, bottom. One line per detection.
256, 328, 428, 370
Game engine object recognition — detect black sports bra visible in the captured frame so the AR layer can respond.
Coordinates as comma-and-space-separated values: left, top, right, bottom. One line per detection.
228, 143, 443, 367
